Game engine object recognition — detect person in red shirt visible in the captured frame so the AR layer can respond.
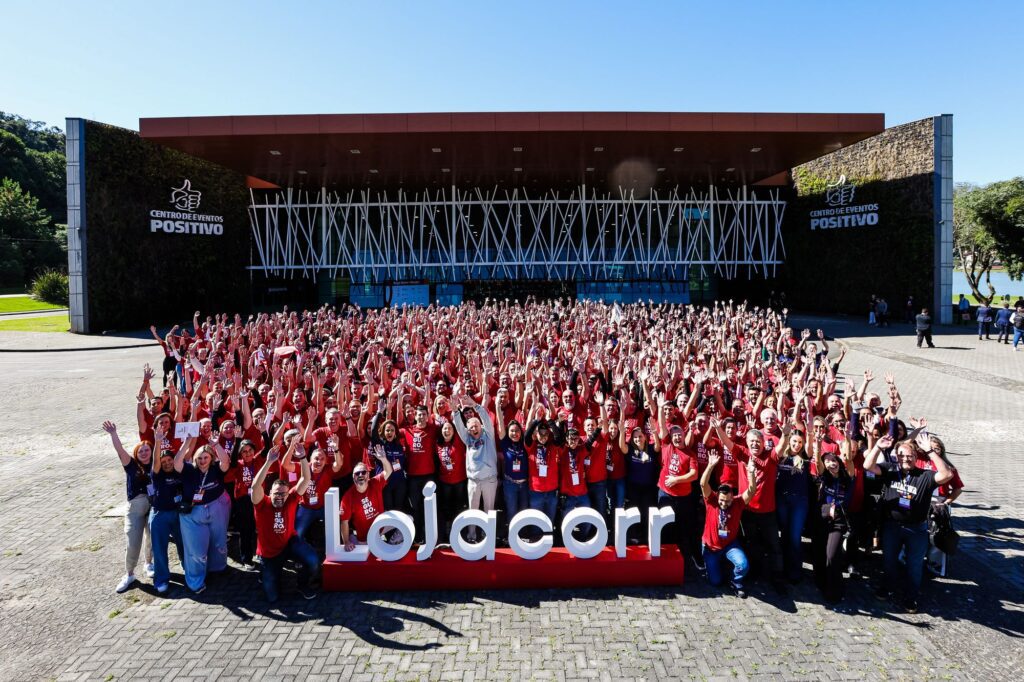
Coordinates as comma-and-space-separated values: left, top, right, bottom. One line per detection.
224, 439, 264, 566
525, 412, 563, 528
400, 404, 440, 544
700, 452, 759, 598
280, 446, 346, 543
435, 421, 468, 540
340, 450, 394, 549
250, 449, 318, 602
717, 427, 787, 593
582, 416, 609, 521
559, 428, 591, 539
657, 421, 700, 571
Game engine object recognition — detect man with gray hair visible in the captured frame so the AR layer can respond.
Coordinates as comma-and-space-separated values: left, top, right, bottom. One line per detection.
453, 392, 499, 540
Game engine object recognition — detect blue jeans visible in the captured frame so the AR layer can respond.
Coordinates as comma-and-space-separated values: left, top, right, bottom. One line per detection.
703, 540, 749, 590
148, 508, 183, 589
1013, 327, 1023, 348
260, 535, 320, 602
295, 505, 325, 541
503, 479, 529, 528
588, 480, 608, 519
607, 477, 626, 512
180, 492, 231, 592
776, 494, 809, 579
529, 490, 558, 526
978, 320, 991, 337
882, 519, 929, 600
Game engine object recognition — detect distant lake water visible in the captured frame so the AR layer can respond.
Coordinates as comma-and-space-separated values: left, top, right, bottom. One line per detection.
952, 270, 1024, 298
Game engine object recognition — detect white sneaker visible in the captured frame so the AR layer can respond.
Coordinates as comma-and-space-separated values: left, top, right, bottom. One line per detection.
145, 563, 156, 578
155, 583, 168, 594
115, 574, 136, 593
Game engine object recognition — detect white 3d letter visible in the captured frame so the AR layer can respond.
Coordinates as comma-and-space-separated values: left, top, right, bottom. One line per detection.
508, 509, 554, 560
647, 506, 675, 558
450, 510, 497, 561
615, 507, 641, 558
417, 481, 439, 561
561, 507, 608, 559
325, 486, 368, 562
367, 511, 415, 561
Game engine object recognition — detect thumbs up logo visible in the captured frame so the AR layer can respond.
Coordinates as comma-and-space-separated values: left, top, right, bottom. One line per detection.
170, 179, 202, 212
824, 175, 856, 207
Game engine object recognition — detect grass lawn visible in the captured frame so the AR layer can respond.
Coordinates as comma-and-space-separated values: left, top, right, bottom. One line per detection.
0, 295, 66, 314
0, 315, 70, 332
951, 293, 1021, 305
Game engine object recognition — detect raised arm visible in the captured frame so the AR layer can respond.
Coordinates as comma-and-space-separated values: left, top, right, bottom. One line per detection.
101, 421, 133, 466
700, 452, 720, 498
250, 448, 279, 505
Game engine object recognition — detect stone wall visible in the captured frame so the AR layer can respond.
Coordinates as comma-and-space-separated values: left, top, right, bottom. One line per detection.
764, 117, 939, 316
794, 117, 934, 184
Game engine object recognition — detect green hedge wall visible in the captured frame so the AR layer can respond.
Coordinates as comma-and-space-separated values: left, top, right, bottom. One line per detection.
83, 122, 251, 331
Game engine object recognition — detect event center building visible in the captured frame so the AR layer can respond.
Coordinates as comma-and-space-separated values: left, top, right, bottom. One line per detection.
64, 111, 953, 333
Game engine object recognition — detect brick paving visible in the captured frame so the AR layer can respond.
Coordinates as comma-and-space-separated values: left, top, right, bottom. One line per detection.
0, 319, 1021, 682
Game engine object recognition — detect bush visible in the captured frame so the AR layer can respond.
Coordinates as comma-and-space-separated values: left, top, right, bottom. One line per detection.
30, 269, 68, 306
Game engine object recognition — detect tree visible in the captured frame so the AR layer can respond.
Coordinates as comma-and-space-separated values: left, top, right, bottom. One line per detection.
0, 178, 65, 288
0, 112, 66, 224
953, 179, 1024, 304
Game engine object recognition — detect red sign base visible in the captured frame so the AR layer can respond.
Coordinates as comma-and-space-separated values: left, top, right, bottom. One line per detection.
322, 545, 685, 591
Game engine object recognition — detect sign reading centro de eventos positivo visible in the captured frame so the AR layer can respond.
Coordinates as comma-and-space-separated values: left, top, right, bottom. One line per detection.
809, 175, 880, 230
149, 179, 225, 235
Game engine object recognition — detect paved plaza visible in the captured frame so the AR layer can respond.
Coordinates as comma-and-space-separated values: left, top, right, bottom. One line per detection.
0, 315, 1021, 681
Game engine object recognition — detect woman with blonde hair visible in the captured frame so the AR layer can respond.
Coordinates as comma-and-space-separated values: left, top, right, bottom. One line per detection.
102, 420, 154, 593
775, 423, 811, 583
174, 438, 231, 594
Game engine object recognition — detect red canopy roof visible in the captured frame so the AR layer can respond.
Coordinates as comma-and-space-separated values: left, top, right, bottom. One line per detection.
139, 111, 885, 191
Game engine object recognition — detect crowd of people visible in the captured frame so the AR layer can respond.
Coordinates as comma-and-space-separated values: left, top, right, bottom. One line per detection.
107, 299, 964, 611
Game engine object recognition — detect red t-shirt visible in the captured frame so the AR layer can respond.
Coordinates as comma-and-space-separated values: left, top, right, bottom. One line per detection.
559, 447, 588, 496
300, 467, 335, 509
436, 438, 467, 484
604, 434, 626, 480
340, 473, 387, 540
527, 441, 562, 493
584, 434, 608, 484
224, 457, 265, 498
254, 494, 298, 559
733, 444, 779, 513
658, 445, 694, 497
399, 424, 439, 476
242, 423, 265, 453
702, 494, 746, 551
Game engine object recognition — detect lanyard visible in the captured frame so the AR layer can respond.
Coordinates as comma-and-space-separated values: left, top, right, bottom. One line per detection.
718, 507, 729, 531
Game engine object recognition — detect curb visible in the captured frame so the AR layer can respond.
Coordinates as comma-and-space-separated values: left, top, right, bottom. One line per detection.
0, 308, 68, 317
0, 342, 159, 353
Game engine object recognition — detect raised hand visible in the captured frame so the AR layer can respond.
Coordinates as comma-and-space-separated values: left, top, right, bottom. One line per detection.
101, 420, 117, 435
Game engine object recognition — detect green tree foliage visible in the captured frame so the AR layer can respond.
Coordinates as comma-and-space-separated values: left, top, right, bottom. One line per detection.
0, 112, 66, 224
0, 178, 65, 287
954, 179, 1024, 304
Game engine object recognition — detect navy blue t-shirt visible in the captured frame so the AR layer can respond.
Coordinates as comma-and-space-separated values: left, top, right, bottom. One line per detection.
124, 461, 151, 502
625, 445, 659, 486
150, 469, 184, 512
370, 440, 407, 484
180, 462, 226, 505
776, 456, 811, 499
500, 436, 529, 482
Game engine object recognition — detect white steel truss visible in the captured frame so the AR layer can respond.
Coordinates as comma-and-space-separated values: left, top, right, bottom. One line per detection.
247, 185, 786, 282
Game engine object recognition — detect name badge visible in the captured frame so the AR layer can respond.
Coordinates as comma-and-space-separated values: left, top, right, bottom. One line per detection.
571, 473, 580, 487
584, 458, 591, 467
393, 460, 402, 471
173, 494, 182, 503
718, 528, 729, 538
511, 460, 522, 472
146, 483, 156, 497
247, 487, 253, 496
309, 494, 318, 506
538, 464, 548, 477
606, 462, 614, 471
288, 472, 298, 483
192, 492, 204, 503
445, 462, 454, 471
898, 495, 912, 509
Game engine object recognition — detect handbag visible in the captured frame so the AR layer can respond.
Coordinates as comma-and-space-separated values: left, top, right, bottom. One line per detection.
929, 503, 959, 555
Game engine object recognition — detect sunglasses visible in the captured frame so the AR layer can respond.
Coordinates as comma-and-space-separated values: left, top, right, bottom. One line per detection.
353, 472, 368, 479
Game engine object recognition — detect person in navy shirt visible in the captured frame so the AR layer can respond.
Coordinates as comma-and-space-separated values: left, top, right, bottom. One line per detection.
174, 438, 231, 594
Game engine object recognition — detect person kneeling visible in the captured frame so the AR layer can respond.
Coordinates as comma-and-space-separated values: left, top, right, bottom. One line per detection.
700, 453, 759, 598
251, 446, 319, 602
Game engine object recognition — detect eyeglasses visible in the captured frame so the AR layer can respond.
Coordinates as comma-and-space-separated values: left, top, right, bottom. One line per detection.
353, 472, 368, 480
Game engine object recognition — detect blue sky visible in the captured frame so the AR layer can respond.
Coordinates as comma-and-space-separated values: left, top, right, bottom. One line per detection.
2, 0, 1021, 184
